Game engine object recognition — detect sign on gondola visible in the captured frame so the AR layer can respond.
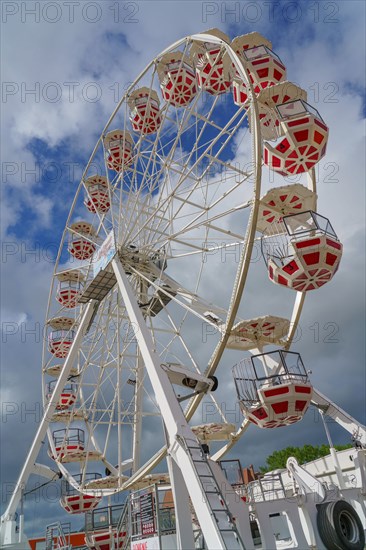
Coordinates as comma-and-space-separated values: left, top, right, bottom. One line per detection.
140, 492, 155, 537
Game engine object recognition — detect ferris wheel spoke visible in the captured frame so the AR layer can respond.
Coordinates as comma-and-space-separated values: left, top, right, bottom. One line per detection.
121, 94, 247, 250
120, 167, 245, 254
159, 310, 203, 378
118, 83, 207, 234
150, 187, 251, 252
127, 263, 228, 328
147, 107, 249, 228
141, 196, 250, 257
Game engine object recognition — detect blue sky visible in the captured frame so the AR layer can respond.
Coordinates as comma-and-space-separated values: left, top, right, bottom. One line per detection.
1, 0, 365, 539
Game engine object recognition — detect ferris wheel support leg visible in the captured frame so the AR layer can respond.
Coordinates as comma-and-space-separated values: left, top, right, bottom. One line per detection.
0, 301, 97, 547
166, 455, 195, 550
311, 388, 366, 446
112, 258, 241, 550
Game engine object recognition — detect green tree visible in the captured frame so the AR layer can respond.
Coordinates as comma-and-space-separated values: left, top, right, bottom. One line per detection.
260, 443, 352, 473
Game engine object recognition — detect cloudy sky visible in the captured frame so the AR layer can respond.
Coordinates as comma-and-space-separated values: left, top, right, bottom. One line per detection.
1, 0, 365, 540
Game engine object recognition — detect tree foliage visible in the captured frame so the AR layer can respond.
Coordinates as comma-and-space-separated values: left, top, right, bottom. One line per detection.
260, 443, 352, 473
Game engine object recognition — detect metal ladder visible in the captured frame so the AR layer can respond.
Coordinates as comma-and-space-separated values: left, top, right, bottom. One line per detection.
45, 522, 71, 550
183, 438, 245, 550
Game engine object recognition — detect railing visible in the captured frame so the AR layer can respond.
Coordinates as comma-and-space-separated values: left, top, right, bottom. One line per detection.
86, 503, 126, 532
47, 380, 76, 394
85, 501, 129, 550
233, 350, 309, 406
62, 473, 101, 497
284, 210, 337, 238
247, 474, 287, 503
53, 428, 85, 447
45, 522, 71, 550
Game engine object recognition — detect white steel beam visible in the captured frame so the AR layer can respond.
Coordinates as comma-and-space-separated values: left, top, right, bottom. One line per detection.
166, 456, 195, 550
286, 457, 326, 501
112, 257, 240, 550
312, 388, 366, 445
32, 463, 60, 481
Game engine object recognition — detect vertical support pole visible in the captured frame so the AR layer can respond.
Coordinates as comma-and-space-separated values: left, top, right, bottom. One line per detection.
132, 351, 144, 473
18, 487, 24, 544
320, 411, 346, 490
257, 346, 271, 378
154, 484, 162, 550
167, 456, 195, 550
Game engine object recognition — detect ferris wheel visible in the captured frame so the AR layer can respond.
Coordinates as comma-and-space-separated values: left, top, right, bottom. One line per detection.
36, 28, 345, 516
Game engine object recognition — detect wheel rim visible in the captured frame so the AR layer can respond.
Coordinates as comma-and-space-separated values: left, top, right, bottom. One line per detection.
339, 510, 359, 544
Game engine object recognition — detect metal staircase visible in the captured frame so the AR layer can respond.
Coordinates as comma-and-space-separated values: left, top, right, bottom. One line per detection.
183, 438, 245, 550
45, 522, 71, 550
